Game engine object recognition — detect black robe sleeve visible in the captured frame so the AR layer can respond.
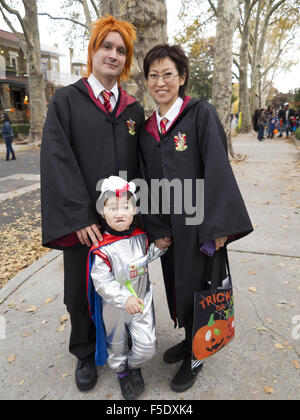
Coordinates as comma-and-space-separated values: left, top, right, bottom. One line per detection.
41, 90, 99, 248
138, 144, 173, 242
196, 102, 253, 245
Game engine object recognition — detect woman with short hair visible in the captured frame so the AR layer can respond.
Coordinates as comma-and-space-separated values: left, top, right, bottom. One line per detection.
139, 44, 253, 393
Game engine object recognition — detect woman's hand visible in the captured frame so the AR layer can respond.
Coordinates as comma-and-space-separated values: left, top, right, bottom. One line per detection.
125, 296, 144, 314
155, 237, 172, 250
76, 224, 103, 247
215, 236, 228, 251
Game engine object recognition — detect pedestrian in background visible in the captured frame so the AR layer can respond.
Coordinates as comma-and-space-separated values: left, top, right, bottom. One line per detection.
1, 113, 16, 161
257, 108, 267, 141
278, 103, 294, 138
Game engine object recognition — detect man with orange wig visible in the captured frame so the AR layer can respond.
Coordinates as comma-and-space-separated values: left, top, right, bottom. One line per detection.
41, 15, 144, 393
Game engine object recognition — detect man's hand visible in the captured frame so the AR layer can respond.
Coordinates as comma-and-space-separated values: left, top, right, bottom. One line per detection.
76, 224, 103, 247
125, 296, 144, 314
215, 236, 228, 251
155, 237, 172, 250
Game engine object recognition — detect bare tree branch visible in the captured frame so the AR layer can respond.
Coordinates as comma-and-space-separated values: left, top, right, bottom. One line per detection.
89, 0, 100, 17
262, 33, 295, 77
0, 0, 27, 35
0, 7, 27, 53
38, 12, 89, 30
81, 0, 93, 32
207, 0, 218, 17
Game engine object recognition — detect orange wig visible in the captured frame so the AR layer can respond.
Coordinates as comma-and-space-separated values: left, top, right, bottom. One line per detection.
87, 15, 136, 84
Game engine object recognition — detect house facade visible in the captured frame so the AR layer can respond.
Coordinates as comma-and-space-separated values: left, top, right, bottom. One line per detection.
0, 29, 86, 123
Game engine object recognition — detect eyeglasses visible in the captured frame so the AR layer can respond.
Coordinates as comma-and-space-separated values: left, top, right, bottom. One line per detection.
148, 72, 179, 84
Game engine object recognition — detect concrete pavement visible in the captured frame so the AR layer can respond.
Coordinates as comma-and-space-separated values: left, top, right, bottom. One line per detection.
0, 132, 299, 401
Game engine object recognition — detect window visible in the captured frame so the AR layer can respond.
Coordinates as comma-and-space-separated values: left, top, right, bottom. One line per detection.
9, 51, 18, 75
50, 58, 59, 73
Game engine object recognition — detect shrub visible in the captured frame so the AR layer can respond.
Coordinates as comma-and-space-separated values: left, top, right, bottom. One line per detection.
0, 123, 30, 138
295, 127, 300, 140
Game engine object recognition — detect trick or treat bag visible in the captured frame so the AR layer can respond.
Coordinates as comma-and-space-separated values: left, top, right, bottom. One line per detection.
192, 247, 234, 363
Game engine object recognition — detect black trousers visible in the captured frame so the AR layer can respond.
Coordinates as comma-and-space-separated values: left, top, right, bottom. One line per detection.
63, 246, 96, 360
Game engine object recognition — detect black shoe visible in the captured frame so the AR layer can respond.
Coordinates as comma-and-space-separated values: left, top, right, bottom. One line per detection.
128, 367, 145, 396
12, 157, 16, 160
163, 340, 188, 364
75, 355, 97, 391
118, 371, 138, 400
170, 356, 203, 393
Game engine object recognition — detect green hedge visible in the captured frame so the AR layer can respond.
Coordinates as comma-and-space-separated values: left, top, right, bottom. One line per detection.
0, 123, 30, 137
295, 127, 300, 140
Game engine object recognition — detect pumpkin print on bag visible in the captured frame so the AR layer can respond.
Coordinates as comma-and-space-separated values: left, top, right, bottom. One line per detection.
192, 314, 228, 360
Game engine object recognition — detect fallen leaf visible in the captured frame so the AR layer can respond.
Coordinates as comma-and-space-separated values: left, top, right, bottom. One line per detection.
61, 373, 70, 379
18, 380, 24, 386
274, 343, 284, 350
264, 386, 274, 395
45, 298, 53, 304
8, 354, 16, 363
248, 286, 257, 293
57, 325, 66, 333
26, 305, 37, 314
292, 360, 300, 370
277, 262, 286, 267
59, 315, 69, 324
248, 271, 256, 275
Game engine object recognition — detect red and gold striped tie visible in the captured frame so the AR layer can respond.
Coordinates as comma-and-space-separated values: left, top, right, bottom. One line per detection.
160, 117, 168, 135
101, 90, 113, 113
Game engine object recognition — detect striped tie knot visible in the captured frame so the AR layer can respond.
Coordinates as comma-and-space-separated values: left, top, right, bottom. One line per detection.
160, 117, 168, 135
101, 90, 113, 113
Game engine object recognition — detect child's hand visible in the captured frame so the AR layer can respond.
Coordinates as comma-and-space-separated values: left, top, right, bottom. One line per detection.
155, 237, 172, 250
125, 296, 144, 314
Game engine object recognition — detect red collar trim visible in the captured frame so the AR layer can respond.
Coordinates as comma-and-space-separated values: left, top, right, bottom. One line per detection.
90, 227, 145, 252
145, 96, 192, 142
82, 77, 136, 116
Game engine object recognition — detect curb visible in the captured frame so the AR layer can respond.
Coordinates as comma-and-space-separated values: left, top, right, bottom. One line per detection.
0, 250, 62, 303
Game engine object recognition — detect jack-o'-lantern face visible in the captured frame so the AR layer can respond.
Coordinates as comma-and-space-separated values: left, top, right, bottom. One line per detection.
192, 314, 227, 360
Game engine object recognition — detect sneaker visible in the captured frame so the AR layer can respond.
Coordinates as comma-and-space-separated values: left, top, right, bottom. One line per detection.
118, 370, 138, 400
170, 356, 203, 393
163, 340, 188, 364
128, 367, 145, 396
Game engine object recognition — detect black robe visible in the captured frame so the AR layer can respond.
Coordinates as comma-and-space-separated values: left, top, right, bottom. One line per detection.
139, 97, 253, 328
41, 78, 144, 249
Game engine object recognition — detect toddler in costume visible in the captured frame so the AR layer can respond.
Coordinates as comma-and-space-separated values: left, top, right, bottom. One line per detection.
87, 176, 166, 399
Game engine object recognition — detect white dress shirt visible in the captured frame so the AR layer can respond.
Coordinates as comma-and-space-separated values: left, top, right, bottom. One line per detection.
87, 73, 119, 110
156, 97, 184, 133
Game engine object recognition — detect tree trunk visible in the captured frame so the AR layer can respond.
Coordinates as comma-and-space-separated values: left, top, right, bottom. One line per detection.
239, 0, 253, 133
250, 0, 286, 116
0, 0, 46, 145
212, 0, 241, 160
22, 0, 46, 145
100, 0, 168, 115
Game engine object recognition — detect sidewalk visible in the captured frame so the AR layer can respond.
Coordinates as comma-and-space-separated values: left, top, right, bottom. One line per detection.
0, 132, 299, 400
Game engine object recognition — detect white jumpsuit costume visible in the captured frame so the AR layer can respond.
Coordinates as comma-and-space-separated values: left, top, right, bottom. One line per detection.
90, 228, 165, 373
